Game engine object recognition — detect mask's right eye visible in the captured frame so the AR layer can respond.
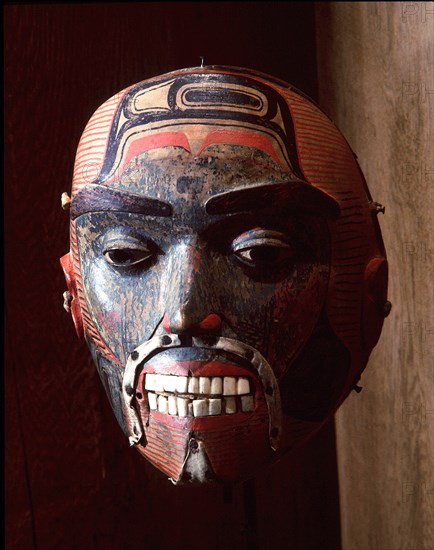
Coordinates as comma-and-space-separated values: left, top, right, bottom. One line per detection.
102, 232, 159, 269
103, 246, 153, 267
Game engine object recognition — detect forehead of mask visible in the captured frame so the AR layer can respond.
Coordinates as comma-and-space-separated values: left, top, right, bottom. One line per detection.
71, 70, 311, 197
109, 142, 289, 200
71, 71, 339, 233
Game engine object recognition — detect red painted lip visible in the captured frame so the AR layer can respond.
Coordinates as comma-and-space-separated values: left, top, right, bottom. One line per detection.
141, 359, 256, 379
145, 407, 264, 431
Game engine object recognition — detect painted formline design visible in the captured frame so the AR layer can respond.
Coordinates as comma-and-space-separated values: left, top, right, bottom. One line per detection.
147, 393, 254, 417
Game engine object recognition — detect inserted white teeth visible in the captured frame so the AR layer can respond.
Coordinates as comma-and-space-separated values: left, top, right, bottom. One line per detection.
144, 374, 254, 417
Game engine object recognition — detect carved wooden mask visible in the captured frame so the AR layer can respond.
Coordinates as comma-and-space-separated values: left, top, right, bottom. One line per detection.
60, 66, 390, 484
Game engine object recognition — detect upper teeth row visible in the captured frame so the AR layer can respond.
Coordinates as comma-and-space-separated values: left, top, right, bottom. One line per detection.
146, 394, 254, 417
144, 374, 251, 396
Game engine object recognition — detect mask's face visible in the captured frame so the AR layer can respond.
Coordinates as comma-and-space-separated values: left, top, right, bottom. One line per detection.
62, 68, 388, 484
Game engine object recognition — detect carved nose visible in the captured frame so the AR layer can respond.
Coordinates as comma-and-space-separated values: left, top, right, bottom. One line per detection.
162, 312, 222, 335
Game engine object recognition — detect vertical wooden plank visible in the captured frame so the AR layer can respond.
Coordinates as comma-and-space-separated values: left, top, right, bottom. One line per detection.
5, 336, 36, 549
316, 3, 433, 549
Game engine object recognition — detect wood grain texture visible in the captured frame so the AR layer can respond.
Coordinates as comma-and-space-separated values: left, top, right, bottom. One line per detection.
316, 3, 433, 549
5, 3, 340, 549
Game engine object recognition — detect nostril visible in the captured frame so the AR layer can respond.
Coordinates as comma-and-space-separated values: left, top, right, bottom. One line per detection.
162, 314, 172, 333
198, 313, 222, 331
162, 312, 222, 335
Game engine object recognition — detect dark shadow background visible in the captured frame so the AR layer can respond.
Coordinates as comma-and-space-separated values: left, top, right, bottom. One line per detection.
5, 4, 340, 549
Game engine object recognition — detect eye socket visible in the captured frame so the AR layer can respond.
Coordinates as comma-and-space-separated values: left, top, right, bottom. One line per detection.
235, 246, 289, 266
103, 247, 154, 267
102, 231, 159, 269
231, 230, 294, 269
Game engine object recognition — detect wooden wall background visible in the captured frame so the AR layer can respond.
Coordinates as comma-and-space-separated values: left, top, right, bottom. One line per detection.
316, 3, 433, 550
5, 4, 341, 550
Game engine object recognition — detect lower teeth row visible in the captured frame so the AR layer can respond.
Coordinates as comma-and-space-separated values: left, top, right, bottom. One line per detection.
147, 393, 254, 417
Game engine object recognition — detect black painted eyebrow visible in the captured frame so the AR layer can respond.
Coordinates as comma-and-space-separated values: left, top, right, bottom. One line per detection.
70, 184, 173, 220
205, 181, 341, 219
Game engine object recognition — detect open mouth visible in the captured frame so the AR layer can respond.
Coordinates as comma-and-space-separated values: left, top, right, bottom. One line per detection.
144, 373, 255, 417
123, 334, 282, 450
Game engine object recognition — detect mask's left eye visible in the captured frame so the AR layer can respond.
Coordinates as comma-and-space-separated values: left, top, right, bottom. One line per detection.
103, 246, 153, 267
231, 229, 294, 270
